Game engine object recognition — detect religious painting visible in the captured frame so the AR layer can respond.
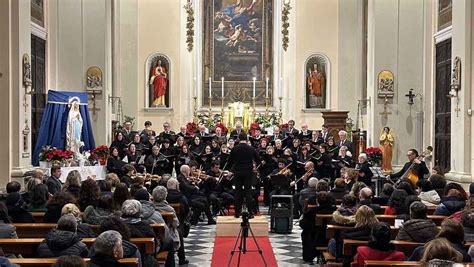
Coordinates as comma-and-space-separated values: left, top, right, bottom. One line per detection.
305, 54, 329, 109
203, 0, 273, 106
145, 53, 170, 108
86, 66, 103, 92
377, 70, 394, 98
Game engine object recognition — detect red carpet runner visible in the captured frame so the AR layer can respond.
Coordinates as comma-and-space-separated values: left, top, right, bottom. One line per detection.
211, 236, 278, 267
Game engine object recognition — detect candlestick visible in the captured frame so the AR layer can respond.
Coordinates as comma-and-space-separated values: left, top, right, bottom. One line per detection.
209, 77, 212, 98
278, 96, 283, 124
252, 97, 256, 123
253, 77, 256, 98
265, 77, 269, 98
221, 77, 224, 98
264, 96, 269, 117
193, 96, 198, 123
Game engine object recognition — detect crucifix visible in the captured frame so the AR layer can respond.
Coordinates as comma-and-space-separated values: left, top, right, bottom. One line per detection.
379, 97, 392, 119
88, 90, 101, 116
405, 89, 416, 106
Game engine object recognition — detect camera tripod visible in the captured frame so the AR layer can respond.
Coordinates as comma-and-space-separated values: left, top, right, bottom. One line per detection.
228, 212, 267, 267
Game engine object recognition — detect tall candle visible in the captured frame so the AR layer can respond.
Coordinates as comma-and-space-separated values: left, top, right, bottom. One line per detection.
209, 77, 212, 98
193, 77, 197, 97
221, 77, 224, 98
265, 77, 269, 98
253, 77, 256, 98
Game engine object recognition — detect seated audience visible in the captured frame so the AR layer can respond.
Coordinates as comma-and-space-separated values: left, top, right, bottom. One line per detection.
429, 174, 447, 198
329, 178, 346, 200
113, 183, 131, 210
61, 203, 95, 238
24, 178, 42, 205
43, 191, 76, 223
329, 205, 379, 257
298, 177, 318, 207
0, 202, 17, 238
395, 201, 439, 243
47, 166, 63, 195
434, 184, 467, 216
374, 183, 394, 205
105, 173, 121, 192
98, 180, 113, 197
384, 189, 408, 215
350, 182, 366, 201
62, 170, 82, 199
409, 219, 471, 262
417, 179, 441, 207
133, 188, 165, 224
27, 183, 49, 212
332, 194, 357, 225
420, 238, 463, 266
396, 180, 417, 196
6, 192, 34, 223
94, 217, 142, 267
351, 222, 405, 267
358, 187, 383, 214
89, 230, 126, 267
37, 214, 89, 258
83, 194, 121, 225
53, 255, 86, 267
78, 178, 100, 211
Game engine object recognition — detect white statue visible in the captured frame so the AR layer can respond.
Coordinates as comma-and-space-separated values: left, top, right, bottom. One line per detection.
66, 98, 84, 154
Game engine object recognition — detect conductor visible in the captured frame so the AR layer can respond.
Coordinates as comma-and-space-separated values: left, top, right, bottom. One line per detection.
227, 133, 261, 218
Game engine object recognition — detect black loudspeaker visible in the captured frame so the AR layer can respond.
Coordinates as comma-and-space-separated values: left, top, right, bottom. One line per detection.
270, 195, 293, 233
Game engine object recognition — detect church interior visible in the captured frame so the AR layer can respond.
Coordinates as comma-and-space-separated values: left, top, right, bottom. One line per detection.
1, 0, 474, 266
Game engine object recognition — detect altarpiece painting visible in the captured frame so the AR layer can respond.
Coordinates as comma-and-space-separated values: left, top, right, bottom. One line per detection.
305, 54, 329, 109
203, 0, 273, 106
146, 53, 170, 108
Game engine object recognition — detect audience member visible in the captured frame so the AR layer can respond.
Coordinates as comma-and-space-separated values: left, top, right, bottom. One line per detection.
89, 230, 126, 267
329, 178, 346, 200
435, 185, 467, 216
417, 179, 441, 207
332, 194, 357, 225
83, 194, 121, 225
53, 255, 86, 267
47, 166, 63, 195
384, 189, 408, 215
78, 178, 100, 211
0, 202, 17, 238
27, 183, 49, 212
62, 170, 82, 199
395, 201, 438, 243
420, 238, 463, 266
375, 183, 394, 205
6, 192, 34, 223
358, 187, 383, 214
133, 188, 165, 224
113, 183, 131, 210
429, 174, 447, 197
43, 191, 76, 223
61, 203, 95, 238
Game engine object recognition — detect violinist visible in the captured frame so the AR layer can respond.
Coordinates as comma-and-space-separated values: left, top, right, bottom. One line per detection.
121, 164, 137, 187
204, 161, 235, 215
269, 159, 293, 196
355, 153, 373, 187
260, 145, 278, 206
389, 149, 429, 184
177, 165, 216, 225
291, 161, 316, 193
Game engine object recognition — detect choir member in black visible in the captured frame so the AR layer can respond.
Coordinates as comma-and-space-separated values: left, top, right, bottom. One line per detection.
227, 133, 261, 217
190, 136, 204, 155
130, 133, 145, 155
334, 145, 353, 178
174, 136, 186, 155
291, 138, 301, 155
283, 119, 299, 137
106, 147, 126, 177
318, 124, 331, 143
355, 153, 373, 187
144, 146, 167, 176
177, 125, 187, 137
196, 145, 213, 172
269, 126, 285, 143
295, 146, 311, 178
196, 125, 208, 137
269, 159, 293, 196
122, 120, 135, 143
298, 123, 312, 141
260, 146, 278, 206
259, 138, 268, 154
160, 139, 175, 174
177, 165, 216, 224
139, 121, 156, 144
282, 148, 296, 171
314, 143, 333, 179
218, 144, 230, 170
227, 138, 235, 151
204, 161, 235, 214
336, 130, 353, 153
310, 130, 319, 143
109, 132, 127, 159
214, 126, 227, 144
124, 144, 141, 171
211, 139, 221, 157
175, 145, 193, 175
388, 148, 429, 183
326, 137, 339, 159
274, 139, 284, 158
143, 135, 157, 156
157, 122, 175, 143
229, 122, 244, 139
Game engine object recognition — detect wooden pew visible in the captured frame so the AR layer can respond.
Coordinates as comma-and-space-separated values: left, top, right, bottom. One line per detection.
13, 223, 166, 239
9, 258, 140, 267
0, 237, 155, 255
376, 215, 446, 226
343, 239, 422, 259
326, 224, 399, 240
31, 212, 45, 223
30, 211, 175, 224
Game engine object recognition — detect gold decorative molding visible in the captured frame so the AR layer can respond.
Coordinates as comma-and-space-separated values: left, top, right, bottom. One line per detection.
282, 0, 292, 51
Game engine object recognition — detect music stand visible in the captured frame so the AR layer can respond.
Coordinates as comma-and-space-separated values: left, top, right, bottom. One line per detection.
370, 166, 384, 196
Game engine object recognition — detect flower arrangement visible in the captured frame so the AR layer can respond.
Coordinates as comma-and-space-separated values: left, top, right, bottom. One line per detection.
90, 145, 110, 166
186, 122, 198, 136
365, 147, 383, 166
197, 113, 223, 129
38, 146, 74, 162
255, 113, 280, 129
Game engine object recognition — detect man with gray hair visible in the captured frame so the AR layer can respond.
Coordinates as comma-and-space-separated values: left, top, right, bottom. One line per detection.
337, 130, 353, 153
298, 177, 319, 207
90, 230, 125, 267
358, 187, 383, 214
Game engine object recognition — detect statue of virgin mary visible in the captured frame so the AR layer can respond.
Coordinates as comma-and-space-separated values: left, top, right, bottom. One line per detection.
66, 98, 84, 154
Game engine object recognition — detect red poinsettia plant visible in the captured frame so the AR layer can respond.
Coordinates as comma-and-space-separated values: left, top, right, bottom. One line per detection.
279, 123, 289, 130
214, 122, 228, 135
39, 146, 74, 162
249, 122, 260, 137
186, 122, 198, 136
91, 145, 110, 159
365, 147, 383, 165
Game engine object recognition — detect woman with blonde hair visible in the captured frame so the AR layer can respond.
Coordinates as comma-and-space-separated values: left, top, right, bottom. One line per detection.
62, 170, 81, 199
61, 203, 95, 238
329, 205, 379, 257
343, 168, 358, 192
421, 238, 463, 266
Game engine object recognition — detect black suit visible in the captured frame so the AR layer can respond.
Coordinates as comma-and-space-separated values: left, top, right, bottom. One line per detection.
227, 142, 261, 216
337, 139, 353, 153
229, 129, 244, 139
318, 131, 332, 143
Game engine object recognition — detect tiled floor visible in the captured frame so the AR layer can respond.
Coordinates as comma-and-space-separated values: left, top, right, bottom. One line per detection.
177, 206, 317, 267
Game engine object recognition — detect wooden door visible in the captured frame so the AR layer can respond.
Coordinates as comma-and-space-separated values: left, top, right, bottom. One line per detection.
434, 39, 451, 171
31, 35, 46, 154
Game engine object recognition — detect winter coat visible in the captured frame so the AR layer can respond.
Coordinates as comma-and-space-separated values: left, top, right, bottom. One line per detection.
342, 225, 373, 240
299, 187, 318, 207
65, 185, 81, 199
358, 199, 384, 214
89, 239, 142, 267
0, 223, 17, 238
154, 201, 179, 229
43, 203, 63, 223
82, 206, 121, 225
351, 246, 405, 267
89, 253, 128, 267
434, 195, 466, 216
139, 200, 164, 224
332, 208, 356, 226
166, 189, 191, 222
419, 190, 441, 206
77, 223, 96, 238
7, 205, 35, 223
465, 226, 474, 242
329, 187, 346, 201
395, 219, 439, 243
36, 229, 89, 258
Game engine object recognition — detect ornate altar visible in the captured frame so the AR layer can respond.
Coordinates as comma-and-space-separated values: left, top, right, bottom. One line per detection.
227, 102, 251, 128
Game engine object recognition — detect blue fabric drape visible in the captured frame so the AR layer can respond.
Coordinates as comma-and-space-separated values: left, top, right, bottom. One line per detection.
32, 90, 96, 166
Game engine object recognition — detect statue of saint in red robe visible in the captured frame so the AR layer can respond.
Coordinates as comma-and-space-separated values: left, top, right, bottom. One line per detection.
149, 60, 167, 107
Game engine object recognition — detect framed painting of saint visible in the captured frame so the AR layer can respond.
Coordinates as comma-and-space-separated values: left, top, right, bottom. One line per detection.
203, 0, 273, 106
305, 54, 329, 109
145, 53, 170, 108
